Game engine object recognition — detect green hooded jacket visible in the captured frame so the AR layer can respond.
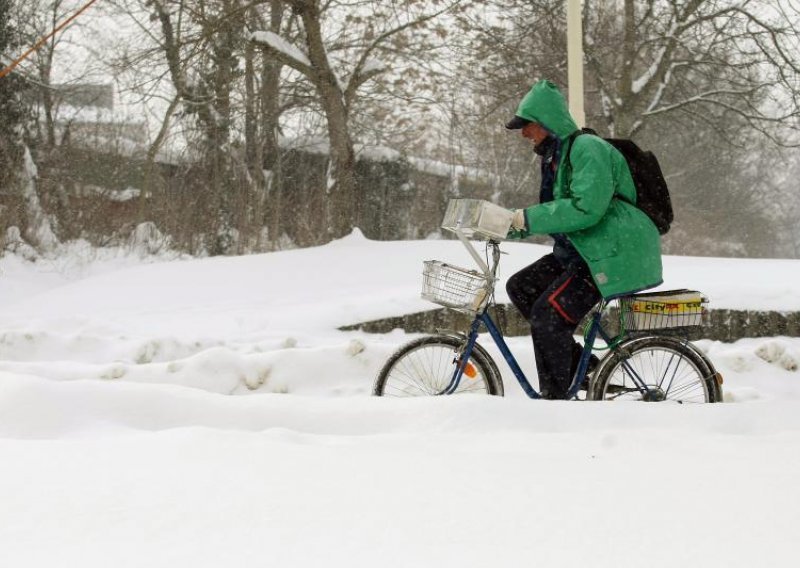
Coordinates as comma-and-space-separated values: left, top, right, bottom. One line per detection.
512, 80, 662, 298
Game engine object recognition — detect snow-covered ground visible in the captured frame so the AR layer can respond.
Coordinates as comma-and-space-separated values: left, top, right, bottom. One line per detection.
1, 233, 800, 566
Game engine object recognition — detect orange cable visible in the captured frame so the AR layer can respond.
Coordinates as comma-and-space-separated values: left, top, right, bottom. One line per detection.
0, 0, 101, 80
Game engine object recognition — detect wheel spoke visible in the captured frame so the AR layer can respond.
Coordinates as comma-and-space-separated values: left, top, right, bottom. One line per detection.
375, 337, 501, 397
596, 338, 714, 403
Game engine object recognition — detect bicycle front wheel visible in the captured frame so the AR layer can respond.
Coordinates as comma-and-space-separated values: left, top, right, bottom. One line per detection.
588, 336, 722, 403
373, 335, 504, 397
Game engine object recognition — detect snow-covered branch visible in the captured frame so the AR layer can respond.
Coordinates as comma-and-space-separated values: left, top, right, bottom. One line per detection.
250, 30, 315, 79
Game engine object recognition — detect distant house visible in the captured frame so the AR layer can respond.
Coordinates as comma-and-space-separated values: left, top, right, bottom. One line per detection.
56, 83, 115, 109
51, 83, 147, 155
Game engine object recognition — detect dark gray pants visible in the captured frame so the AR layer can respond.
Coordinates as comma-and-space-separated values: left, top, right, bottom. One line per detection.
506, 254, 601, 399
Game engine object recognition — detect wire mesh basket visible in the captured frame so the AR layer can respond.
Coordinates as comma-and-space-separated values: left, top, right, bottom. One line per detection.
421, 260, 490, 313
618, 289, 708, 331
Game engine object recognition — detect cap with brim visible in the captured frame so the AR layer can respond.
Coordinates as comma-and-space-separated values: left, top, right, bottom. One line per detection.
505, 115, 531, 130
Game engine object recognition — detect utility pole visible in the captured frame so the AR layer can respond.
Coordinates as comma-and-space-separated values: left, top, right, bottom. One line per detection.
566, 0, 585, 127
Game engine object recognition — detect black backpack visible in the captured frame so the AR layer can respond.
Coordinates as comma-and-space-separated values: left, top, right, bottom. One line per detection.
568, 128, 673, 235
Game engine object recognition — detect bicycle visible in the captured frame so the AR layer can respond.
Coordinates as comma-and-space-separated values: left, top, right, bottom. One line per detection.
373, 199, 724, 403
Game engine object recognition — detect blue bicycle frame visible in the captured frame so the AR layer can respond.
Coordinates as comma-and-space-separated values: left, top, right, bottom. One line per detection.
442, 299, 652, 399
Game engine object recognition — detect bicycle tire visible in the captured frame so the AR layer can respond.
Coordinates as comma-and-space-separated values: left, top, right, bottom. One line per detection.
373, 335, 504, 397
588, 335, 722, 403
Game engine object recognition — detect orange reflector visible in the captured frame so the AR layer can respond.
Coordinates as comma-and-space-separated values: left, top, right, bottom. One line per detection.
715, 372, 724, 385
463, 361, 477, 379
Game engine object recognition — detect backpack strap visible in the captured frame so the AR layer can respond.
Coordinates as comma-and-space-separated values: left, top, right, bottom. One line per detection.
566, 127, 633, 207
565, 127, 598, 172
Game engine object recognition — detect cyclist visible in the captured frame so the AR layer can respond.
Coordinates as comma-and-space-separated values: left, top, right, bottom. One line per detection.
504, 79, 662, 400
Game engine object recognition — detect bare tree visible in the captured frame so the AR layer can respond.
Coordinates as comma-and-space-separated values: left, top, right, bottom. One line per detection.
583, 0, 800, 140
1, 0, 62, 254
251, 0, 464, 239
102, 0, 305, 252
139, 0, 252, 253
458, 0, 800, 140
243, 0, 293, 248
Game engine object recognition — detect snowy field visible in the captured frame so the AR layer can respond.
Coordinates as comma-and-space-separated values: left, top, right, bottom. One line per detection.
1, 232, 800, 567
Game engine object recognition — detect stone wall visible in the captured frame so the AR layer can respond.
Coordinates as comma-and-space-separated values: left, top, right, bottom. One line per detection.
341, 304, 800, 342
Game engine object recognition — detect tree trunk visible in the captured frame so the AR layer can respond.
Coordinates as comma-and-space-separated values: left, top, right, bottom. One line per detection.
614, 0, 637, 137
244, 39, 262, 185
40, 60, 56, 148
150, 0, 241, 255
320, 85, 357, 239
299, 2, 357, 240
262, 1, 284, 248
19, 146, 59, 253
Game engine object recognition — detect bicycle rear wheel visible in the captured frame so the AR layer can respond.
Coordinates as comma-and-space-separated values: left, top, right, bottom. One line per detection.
588, 335, 722, 403
373, 335, 504, 397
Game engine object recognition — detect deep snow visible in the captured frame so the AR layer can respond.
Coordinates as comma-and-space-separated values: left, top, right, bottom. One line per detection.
1, 233, 800, 567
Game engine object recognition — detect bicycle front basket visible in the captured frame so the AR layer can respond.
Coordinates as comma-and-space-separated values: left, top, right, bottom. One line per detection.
619, 289, 708, 331
421, 260, 489, 313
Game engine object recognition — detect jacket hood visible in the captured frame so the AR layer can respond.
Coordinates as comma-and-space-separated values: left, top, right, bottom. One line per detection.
514, 80, 578, 140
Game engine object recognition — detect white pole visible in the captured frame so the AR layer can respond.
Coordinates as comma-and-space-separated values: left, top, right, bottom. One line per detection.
567, 0, 586, 127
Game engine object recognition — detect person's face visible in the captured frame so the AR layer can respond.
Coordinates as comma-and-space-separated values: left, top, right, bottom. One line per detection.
521, 122, 549, 146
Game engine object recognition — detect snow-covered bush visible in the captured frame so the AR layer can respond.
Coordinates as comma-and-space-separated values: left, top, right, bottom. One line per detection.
3, 226, 39, 261
128, 222, 171, 257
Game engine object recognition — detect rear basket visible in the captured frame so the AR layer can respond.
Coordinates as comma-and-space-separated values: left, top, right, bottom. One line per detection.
618, 289, 708, 331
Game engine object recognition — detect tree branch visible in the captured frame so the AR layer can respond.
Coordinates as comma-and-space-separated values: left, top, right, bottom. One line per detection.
250, 30, 317, 82
343, 1, 462, 109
